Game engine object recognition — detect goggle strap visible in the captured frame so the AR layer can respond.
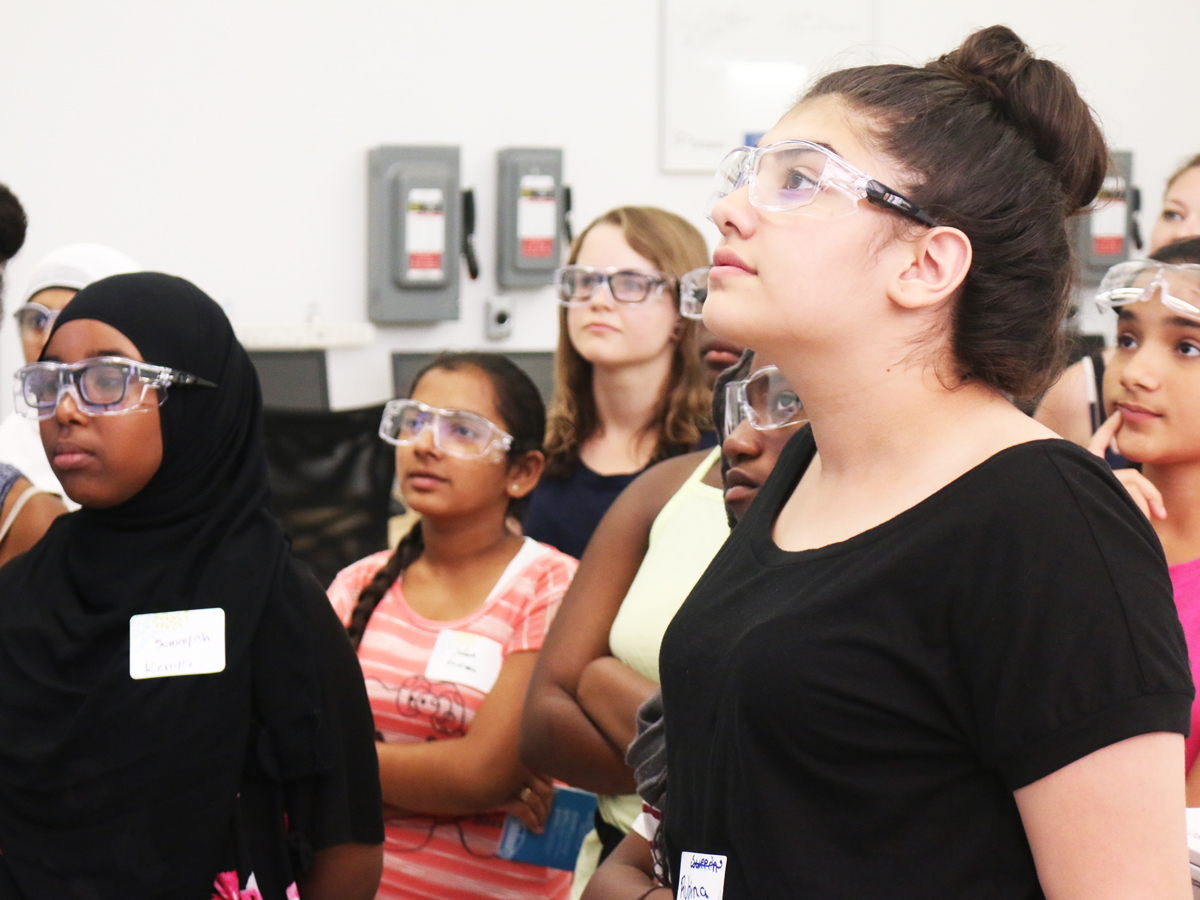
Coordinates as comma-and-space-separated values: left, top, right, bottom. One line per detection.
166, 371, 218, 389
865, 181, 940, 228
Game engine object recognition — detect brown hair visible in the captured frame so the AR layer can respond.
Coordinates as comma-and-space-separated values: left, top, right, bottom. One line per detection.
1166, 154, 1200, 193
544, 206, 712, 478
799, 25, 1107, 399
346, 352, 545, 649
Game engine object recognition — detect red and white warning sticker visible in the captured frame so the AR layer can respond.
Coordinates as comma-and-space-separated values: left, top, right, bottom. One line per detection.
1091, 175, 1126, 257
406, 188, 446, 280
517, 174, 556, 260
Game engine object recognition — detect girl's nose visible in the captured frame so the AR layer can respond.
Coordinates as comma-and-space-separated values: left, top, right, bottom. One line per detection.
586, 278, 617, 310
710, 182, 757, 241
722, 417, 764, 465
412, 421, 441, 454
54, 385, 88, 425
1121, 345, 1163, 392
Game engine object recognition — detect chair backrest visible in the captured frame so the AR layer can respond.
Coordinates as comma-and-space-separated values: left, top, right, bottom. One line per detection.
261, 403, 394, 586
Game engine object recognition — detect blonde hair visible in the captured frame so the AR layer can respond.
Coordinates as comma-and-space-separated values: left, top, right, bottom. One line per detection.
1166, 153, 1200, 193
544, 206, 712, 478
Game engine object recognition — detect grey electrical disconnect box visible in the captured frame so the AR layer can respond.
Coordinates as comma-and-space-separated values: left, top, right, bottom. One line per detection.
1077, 149, 1137, 283
496, 148, 564, 289
368, 146, 461, 323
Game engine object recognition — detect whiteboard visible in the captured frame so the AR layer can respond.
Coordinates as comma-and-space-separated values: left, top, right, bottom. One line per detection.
660, 0, 877, 172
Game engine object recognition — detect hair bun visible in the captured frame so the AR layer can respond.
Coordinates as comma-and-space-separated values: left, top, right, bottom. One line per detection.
931, 25, 1107, 211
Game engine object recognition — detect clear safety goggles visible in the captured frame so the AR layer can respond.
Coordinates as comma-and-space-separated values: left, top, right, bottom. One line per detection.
12, 302, 61, 339
1095, 259, 1200, 321
379, 399, 514, 459
680, 267, 711, 320
14, 356, 217, 420
706, 140, 940, 228
724, 365, 804, 434
554, 265, 675, 307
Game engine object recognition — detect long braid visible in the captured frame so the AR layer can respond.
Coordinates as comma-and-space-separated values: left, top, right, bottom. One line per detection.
346, 521, 424, 649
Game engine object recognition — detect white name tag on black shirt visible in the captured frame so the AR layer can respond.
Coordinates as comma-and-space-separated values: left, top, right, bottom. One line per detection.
129, 608, 225, 679
425, 630, 504, 693
679, 851, 727, 900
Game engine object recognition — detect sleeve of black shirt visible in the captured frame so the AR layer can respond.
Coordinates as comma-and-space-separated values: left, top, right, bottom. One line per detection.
952, 443, 1194, 790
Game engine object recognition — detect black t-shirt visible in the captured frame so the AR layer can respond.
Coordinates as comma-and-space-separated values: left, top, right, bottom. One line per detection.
659, 426, 1192, 900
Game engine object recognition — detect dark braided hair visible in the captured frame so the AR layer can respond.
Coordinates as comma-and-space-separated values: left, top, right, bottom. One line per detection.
346, 352, 546, 649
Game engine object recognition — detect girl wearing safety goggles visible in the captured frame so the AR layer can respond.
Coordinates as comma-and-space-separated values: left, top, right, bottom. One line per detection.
328, 352, 578, 900
0, 238, 74, 570
0, 244, 139, 512
524, 207, 714, 561
524, 352, 804, 900
0, 272, 386, 899
650, 25, 1194, 900
1035, 153, 1200, 448
1079, 238, 1200, 810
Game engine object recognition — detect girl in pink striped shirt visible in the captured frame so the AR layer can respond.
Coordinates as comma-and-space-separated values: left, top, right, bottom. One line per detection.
328, 352, 576, 900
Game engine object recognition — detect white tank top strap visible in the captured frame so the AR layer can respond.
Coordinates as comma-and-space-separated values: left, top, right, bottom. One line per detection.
0, 484, 45, 546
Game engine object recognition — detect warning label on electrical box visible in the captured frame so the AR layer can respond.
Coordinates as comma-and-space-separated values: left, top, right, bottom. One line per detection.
518, 175, 556, 259
406, 188, 446, 279
1091, 175, 1126, 257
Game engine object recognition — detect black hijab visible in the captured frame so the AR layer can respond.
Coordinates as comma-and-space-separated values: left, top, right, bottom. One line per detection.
0, 273, 332, 898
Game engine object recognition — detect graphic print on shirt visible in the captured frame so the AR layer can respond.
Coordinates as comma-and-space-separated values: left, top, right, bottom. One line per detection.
369, 675, 468, 737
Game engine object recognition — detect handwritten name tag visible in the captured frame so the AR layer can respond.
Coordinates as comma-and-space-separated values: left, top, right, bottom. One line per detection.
424, 630, 504, 693
678, 852, 727, 900
129, 608, 225, 680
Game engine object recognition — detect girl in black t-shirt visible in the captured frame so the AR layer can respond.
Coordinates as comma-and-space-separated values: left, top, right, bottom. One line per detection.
657, 25, 1195, 900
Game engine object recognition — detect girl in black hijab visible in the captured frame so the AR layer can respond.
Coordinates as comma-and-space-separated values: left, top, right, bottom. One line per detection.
0, 273, 383, 900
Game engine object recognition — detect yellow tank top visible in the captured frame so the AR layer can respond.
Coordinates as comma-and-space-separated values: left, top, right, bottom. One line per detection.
599, 446, 729, 831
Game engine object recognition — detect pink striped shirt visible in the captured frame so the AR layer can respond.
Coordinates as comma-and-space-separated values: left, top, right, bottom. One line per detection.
328, 539, 577, 900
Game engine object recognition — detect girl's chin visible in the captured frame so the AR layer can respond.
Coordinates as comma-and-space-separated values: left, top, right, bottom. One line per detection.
577, 347, 667, 370
1112, 437, 1161, 467
701, 310, 758, 352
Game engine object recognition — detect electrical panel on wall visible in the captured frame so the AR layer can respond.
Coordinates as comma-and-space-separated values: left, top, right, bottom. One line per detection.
368, 146, 461, 323
496, 148, 565, 289
1076, 150, 1140, 285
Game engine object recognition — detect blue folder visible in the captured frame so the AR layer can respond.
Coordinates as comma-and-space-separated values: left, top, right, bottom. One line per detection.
496, 785, 600, 871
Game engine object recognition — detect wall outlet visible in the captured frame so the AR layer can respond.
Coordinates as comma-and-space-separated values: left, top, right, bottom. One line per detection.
485, 295, 514, 340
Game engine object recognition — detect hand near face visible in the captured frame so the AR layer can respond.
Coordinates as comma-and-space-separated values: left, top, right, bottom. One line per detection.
1087, 410, 1166, 521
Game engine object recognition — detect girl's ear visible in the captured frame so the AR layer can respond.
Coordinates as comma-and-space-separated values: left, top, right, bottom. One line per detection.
888, 226, 973, 312
506, 449, 545, 500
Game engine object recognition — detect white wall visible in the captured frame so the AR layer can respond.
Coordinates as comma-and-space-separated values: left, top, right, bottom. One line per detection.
2, 0, 1198, 410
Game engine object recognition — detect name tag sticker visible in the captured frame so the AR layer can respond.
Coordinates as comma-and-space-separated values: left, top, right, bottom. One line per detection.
129, 608, 225, 680
425, 630, 504, 693
678, 851, 727, 900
